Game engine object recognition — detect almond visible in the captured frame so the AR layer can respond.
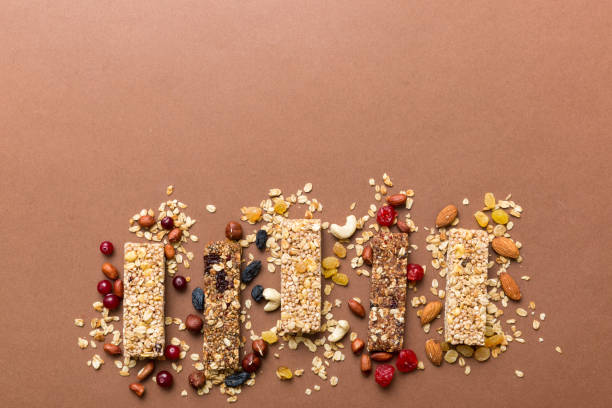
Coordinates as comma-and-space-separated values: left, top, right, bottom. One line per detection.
129, 383, 145, 397
499, 272, 521, 300
362, 245, 373, 266
137, 215, 155, 228
168, 228, 182, 243
435, 205, 458, 228
103, 343, 121, 355
360, 354, 371, 374
386, 193, 407, 206
136, 360, 155, 381
164, 243, 175, 259
101, 262, 118, 280
396, 220, 410, 233
425, 339, 442, 366
420, 300, 443, 325
351, 338, 365, 354
347, 299, 366, 318
492, 237, 519, 259
370, 352, 393, 362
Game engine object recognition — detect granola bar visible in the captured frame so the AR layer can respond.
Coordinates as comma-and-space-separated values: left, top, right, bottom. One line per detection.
367, 232, 409, 352
122, 242, 165, 359
444, 228, 489, 345
202, 240, 242, 373
279, 219, 322, 334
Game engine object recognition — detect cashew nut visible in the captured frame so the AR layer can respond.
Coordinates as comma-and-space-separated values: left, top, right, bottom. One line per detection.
329, 215, 357, 240
327, 319, 350, 343
263, 288, 281, 312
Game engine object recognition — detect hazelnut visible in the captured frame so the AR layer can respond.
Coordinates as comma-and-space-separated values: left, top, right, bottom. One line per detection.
362, 246, 373, 266
137, 215, 155, 228
188, 371, 206, 389
241, 352, 261, 373
168, 228, 182, 243
164, 244, 175, 259
101, 262, 118, 280
225, 221, 243, 240
252, 339, 268, 357
185, 314, 203, 333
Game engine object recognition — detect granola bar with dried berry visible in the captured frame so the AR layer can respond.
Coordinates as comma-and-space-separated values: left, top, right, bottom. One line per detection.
202, 240, 242, 373
367, 232, 409, 352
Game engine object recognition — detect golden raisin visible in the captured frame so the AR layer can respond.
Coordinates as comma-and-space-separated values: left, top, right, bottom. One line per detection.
261, 331, 278, 344
273, 199, 288, 215
242, 207, 263, 224
474, 211, 489, 228
332, 242, 347, 259
484, 333, 505, 348
331, 273, 349, 286
322, 268, 338, 279
484, 192, 496, 210
474, 346, 491, 362
276, 366, 293, 380
491, 209, 509, 224
322, 256, 340, 269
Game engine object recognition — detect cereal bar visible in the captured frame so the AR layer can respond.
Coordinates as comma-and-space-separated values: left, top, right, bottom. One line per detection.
444, 228, 489, 346
279, 219, 322, 334
202, 240, 242, 373
367, 232, 409, 352
122, 242, 165, 359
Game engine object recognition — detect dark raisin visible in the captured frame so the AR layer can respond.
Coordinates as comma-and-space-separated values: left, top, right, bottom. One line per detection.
241, 260, 261, 284
191, 287, 204, 311
251, 285, 264, 302
216, 270, 229, 293
461, 258, 469, 267
224, 371, 250, 388
204, 253, 221, 273
255, 230, 268, 251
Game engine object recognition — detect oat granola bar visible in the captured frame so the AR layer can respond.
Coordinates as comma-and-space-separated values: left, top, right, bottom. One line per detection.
279, 219, 322, 334
122, 242, 165, 359
444, 228, 489, 345
202, 240, 242, 373
367, 232, 409, 352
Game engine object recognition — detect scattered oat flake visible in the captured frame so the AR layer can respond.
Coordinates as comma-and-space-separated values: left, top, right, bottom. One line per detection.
206, 204, 216, 213
304, 183, 313, 193
166, 185, 174, 195
465, 366, 471, 375
181, 390, 188, 397
515, 370, 524, 378
368, 178, 375, 186
305, 388, 312, 395
462, 198, 469, 205
74, 318, 84, 327
555, 346, 563, 354
330, 376, 338, 386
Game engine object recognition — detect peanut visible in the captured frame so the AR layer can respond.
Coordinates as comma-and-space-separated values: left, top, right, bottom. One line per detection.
351, 338, 365, 354
362, 245, 373, 266
129, 383, 145, 397
101, 262, 118, 280
360, 354, 372, 374
136, 360, 155, 381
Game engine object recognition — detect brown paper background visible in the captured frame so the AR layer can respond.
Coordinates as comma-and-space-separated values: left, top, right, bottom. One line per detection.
1, 1, 611, 407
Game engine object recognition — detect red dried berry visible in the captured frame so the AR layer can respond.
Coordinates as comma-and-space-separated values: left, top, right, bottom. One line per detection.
99, 241, 114, 256
376, 205, 397, 227
396, 349, 418, 373
164, 345, 181, 360
406, 263, 424, 282
375, 364, 395, 387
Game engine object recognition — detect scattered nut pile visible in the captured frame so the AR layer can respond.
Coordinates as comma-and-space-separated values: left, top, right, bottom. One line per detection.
73, 179, 562, 402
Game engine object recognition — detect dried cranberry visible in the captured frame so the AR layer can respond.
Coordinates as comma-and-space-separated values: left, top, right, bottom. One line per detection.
172, 275, 187, 290
103, 293, 120, 310
161, 216, 174, 230
396, 349, 418, 373
99, 241, 114, 256
165, 345, 181, 360
97, 280, 113, 295
156, 370, 173, 388
375, 364, 395, 387
406, 264, 424, 282
376, 205, 397, 227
